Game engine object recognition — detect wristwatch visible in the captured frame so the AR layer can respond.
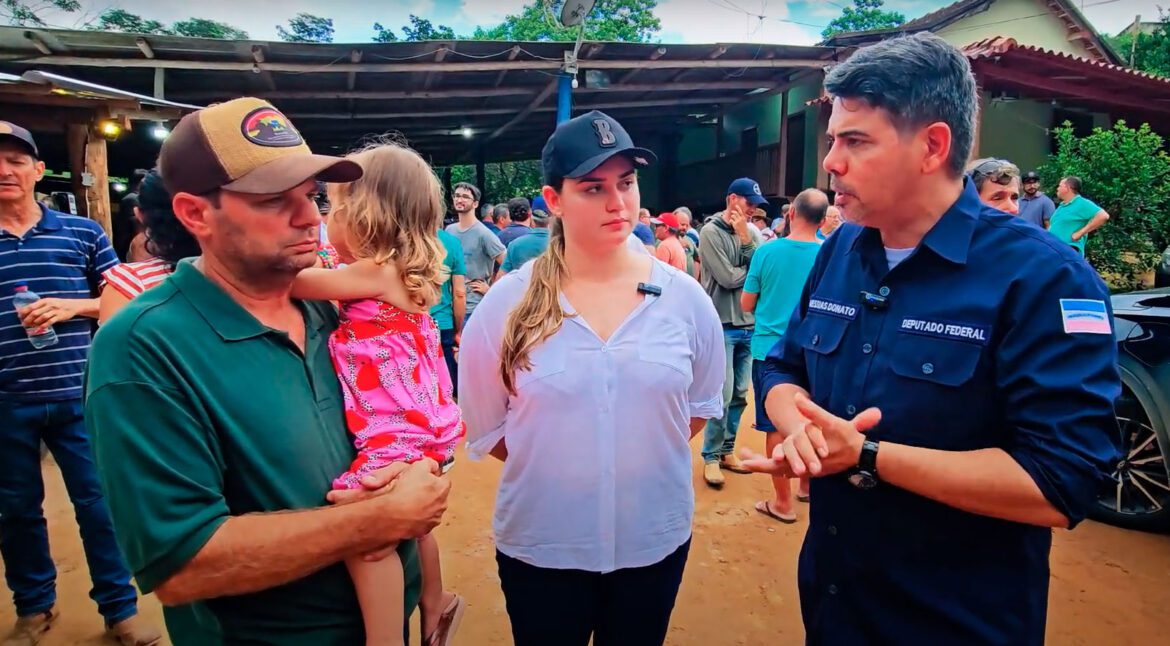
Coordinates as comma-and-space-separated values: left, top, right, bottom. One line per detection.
848, 440, 880, 490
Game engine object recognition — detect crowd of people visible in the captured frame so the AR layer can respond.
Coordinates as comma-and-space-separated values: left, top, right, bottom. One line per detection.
0, 31, 1123, 646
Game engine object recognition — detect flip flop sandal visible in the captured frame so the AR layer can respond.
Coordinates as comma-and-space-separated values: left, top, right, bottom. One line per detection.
425, 594, 467, 646
755, 500, 797, 524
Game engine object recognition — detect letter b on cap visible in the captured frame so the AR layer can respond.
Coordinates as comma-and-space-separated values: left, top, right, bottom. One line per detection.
593, 119, 617, 147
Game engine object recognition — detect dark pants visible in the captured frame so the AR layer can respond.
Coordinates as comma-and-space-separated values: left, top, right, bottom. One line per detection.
496, 538, 691, 646
0, 398, 137, 623
439, 327, 458, 399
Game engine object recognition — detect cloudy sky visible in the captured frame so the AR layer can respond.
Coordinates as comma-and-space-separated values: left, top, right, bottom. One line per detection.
36, 0, 1161, 44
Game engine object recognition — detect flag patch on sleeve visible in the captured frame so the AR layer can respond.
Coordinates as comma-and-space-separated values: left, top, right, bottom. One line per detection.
1059, 299, 1112, 335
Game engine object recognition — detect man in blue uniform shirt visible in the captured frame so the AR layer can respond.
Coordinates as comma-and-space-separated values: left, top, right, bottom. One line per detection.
743, 33, 1120, 645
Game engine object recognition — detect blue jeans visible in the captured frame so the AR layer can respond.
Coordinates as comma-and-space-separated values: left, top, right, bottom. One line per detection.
0, 398, 137, 622
702, 328, 754, 463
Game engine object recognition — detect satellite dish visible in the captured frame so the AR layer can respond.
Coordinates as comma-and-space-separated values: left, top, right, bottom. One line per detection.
560, 0, 596, 27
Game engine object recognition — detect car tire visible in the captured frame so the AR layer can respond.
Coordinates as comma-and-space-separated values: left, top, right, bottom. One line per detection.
1091, 381, 1170, 531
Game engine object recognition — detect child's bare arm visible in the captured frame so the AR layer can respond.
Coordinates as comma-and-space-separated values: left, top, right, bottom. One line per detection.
292, 260, 388, 302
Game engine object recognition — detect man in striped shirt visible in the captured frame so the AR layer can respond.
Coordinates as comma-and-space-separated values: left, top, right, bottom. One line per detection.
0, 121, 159, 645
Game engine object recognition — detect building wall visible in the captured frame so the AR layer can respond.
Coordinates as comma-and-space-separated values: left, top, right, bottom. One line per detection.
678, 125, 716, 165
979, 94, 1113, 173
935, 0, 1096, 58
721, 94, 782, 155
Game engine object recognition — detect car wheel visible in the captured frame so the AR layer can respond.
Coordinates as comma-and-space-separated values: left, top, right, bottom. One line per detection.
1092, 386, 1170, 531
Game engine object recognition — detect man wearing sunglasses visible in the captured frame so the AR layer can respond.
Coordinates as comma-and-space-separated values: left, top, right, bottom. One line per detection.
1018, 170, 1055, 229
967, 158, 1021, 216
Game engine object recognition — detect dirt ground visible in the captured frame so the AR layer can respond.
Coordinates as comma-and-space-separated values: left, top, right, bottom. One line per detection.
3, 424, 1169, 645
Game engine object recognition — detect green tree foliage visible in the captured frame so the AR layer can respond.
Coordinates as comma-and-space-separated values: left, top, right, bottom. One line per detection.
448, 161, 543, 205
402, 14, 456, 41
1108, 18, 1170, 77
1041, 121, 1170, 289
821, 0, 906, 39
277, 13, 334, 43
471, 0, 661, 42
1, 0, 79, 26
171, 18, 249, 40
87, 9, 169, 34
372, 22, 399, 42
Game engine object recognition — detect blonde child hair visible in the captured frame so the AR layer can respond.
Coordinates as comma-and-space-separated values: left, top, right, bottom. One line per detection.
328, 141, 447, 309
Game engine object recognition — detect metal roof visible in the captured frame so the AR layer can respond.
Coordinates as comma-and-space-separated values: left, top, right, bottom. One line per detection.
0, 27, 839, 166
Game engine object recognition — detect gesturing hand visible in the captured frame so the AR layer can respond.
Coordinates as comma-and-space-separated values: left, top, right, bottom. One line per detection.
741, 395, 881, 478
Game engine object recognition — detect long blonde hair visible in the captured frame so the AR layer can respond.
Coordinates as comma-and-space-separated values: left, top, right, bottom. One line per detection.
499, 212, 571, 394
329, 141, 446, 309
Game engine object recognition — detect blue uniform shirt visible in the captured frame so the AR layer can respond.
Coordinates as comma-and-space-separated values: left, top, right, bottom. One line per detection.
758, 180, 1120, 645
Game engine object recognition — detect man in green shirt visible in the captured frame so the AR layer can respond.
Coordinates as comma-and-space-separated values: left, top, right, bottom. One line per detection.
85, 98, 449, 645
432, 228, 466, 397
1049, 175, 1111, 256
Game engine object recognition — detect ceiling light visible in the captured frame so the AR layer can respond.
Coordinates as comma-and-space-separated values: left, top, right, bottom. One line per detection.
461, 127, 473, 138
151, 125, 169, 140
98, 120, 123, 140
112, 182, 127, 193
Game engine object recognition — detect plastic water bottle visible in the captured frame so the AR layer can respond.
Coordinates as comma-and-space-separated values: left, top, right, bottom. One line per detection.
12, 284, 58, 349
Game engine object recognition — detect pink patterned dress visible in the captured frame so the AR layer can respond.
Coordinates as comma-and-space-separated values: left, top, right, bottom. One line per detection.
329, 298, 464, 490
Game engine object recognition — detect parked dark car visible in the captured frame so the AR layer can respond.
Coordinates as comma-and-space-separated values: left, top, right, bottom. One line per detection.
1098, 289, 1170, 530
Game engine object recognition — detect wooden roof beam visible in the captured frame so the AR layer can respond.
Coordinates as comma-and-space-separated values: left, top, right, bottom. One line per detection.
346, 49, 362, 91
172, 87, 538, 101
135, 37, 155, 59
493, 45, 522, 88
251, 45, 276, 92
23, 31, 51, 55
289, 95, 744, 120
422, 44, 451, 91
708, 45, 729, 59
617, 46, 667, 84
486, 77, 558, 143
18, 55, 830, 73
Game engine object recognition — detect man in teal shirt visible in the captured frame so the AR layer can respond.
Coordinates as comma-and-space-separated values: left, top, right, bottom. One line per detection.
741, 188, 825, 523
498, 209, 551, 276
1049, 175, 1110, 256
432, 228, 466, 397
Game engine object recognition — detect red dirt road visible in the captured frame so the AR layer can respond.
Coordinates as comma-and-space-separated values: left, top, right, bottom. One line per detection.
4, 433, 1169, 645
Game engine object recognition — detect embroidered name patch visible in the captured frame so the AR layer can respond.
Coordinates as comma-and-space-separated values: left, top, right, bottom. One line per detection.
808, 298, 857, 320
900, 318, 989, 344
1060, 299, 1112, 335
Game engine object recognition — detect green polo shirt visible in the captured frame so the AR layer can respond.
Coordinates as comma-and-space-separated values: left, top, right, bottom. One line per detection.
85, 261, 420, 645
1049, 194, 1102, 255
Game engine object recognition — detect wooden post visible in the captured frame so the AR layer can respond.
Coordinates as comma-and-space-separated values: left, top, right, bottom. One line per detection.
815, 104, 831, 190
970, 85, 984, 161
659, 132, 680, 210
86, 133, 112, 237
66, 123, 88, 217
715, 110, 725, 158
777, 90, 789, 199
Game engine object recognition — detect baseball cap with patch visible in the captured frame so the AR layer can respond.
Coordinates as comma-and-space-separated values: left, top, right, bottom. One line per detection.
541, 110, 656, 185
158, 97, 361, 196
728, 177, 768, 206
0, 121, 39, 158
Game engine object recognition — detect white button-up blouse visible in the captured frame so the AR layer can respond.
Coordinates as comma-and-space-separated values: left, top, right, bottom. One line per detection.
459, 259, 726, 573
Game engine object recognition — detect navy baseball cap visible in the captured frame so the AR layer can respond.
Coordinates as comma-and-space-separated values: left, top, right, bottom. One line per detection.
0, 121, 39, 159
541, 110, 656, 185
728, 177, 768, 206
1022, 171, 1041, 181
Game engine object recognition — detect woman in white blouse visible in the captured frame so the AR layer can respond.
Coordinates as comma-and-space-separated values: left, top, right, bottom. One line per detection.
459, 110, 726, 645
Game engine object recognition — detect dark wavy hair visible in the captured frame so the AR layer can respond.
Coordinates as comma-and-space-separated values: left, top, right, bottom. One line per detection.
139, 170, 201, 264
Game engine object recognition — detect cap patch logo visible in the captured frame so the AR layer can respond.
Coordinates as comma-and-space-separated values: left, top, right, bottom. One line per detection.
241, 107, 303, 147
753, 182, 762, 195
0, 122, 12, 134
592, 119, 617, 147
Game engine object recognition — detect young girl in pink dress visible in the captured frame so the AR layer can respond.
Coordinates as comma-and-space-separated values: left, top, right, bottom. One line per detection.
292, 141, 465, 646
